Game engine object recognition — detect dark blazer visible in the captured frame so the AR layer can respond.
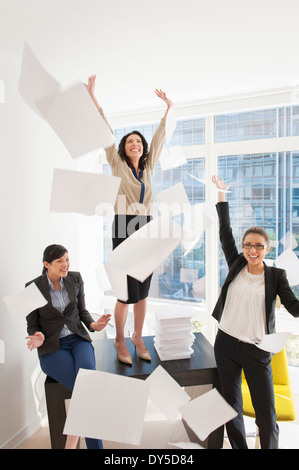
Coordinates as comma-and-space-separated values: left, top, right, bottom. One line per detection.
212, 202, 299, 334
26, 271, 95, 357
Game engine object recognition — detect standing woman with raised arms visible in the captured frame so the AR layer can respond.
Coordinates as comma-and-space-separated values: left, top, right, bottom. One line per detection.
211, 175, 299, 449
85, 75, 173, 365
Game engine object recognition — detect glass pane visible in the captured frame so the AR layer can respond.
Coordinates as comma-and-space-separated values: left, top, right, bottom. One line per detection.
217, 152, 299, 300
150, 157, 206, 303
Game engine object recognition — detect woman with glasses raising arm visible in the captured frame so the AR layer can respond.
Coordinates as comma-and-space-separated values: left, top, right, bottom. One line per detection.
211, 175, 299, 449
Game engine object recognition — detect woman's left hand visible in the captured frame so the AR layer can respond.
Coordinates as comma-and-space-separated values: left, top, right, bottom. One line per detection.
155, 89, 173, 109
91, 314, 111, 332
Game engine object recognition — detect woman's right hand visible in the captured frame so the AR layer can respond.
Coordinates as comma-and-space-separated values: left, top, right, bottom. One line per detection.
25, 332, 45, 351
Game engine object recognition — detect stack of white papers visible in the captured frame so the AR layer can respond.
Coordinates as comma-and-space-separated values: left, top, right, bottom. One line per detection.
154, 307, 195, 361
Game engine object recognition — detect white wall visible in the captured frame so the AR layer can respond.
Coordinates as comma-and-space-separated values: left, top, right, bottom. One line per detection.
0, 48, 84, 448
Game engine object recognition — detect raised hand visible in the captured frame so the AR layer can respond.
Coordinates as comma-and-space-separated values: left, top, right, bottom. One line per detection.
212, 175, 232, 202
84, 74, 96, 97
154, 89, 173, 109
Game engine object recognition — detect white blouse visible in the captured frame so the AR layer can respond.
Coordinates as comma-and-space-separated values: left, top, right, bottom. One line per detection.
219, 265, 267, 343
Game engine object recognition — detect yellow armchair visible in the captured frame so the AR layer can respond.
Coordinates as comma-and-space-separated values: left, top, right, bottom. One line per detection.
241, 347, 296, 447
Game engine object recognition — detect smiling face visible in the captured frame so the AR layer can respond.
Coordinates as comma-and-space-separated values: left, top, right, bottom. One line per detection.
44, 252, 70, 282
124, 133, 143, 161
242, 233, 270, 273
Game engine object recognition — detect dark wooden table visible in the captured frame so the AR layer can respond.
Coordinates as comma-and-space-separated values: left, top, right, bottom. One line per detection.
45, 333, 223, 449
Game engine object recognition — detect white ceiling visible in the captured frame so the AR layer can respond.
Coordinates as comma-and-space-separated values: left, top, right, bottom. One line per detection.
1, 0, 299, 115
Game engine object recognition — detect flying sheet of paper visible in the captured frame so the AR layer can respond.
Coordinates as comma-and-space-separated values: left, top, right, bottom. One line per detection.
165, 106, 176, 145
189, 174, 231, 193
18, 43, 115, 157
158, 107, 187, 170
63, 368, 150, 445
280, 232, 298, 250
180, 268, 198, 283
49, 168, 120, 216
159, 146, 187, 171
145, 366, 190, 422
275, 248, 299, 286
3, 282, 48, 318
179, 388, 238, 442
37, 82, 116, 157
107, 216, 182, 283
236, 332, 291, 354
156, 182, 190, 217
94, 264, 112, 292
255, 332, 291, 354
182, 203, 213, 256
103, 263, 128, 302
18, 41, 60, 117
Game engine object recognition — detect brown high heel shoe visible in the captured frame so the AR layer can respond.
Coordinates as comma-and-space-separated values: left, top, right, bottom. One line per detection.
113, 339, 132, 365
131, 333, 151, 361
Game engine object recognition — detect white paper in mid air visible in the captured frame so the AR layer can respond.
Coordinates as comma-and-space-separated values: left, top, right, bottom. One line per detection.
49, 168, 120, 216
159, 146, 187, 171
236, 331, 291, 354
94, 264, 112, 292
103, 263, 128, 302
165, 106, 176, 145
107, 216, 182, 283
182, 203, 213, 255
3, 283, 48, 318
280, 232, 298, 250
275, 248, 299, 286
37, 83, 116, 157
156, 182, 190, 217
63, 368, 150, 445
179, 388, 238, 442
145, 366, 191, 422
255, 332, 291, 354
188, 174, 231, 193
18, 41, 60, 117
18, 43, 115, 157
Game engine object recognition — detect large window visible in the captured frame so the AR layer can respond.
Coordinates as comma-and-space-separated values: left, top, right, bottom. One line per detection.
215, 106, 299, 142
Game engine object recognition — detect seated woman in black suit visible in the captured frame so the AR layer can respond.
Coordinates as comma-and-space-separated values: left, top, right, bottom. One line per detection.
25, 244, 111, 449
211, 175, 299, 449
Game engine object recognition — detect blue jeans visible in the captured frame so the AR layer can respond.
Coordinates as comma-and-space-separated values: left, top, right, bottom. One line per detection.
40, 334, 103, 449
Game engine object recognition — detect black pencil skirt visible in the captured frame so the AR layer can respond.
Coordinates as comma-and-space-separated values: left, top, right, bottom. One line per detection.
112, 214, 153, 304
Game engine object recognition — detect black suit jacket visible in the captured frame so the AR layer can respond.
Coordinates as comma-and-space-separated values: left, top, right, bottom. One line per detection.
212, 202, 299, 333
26, 271, 95, 356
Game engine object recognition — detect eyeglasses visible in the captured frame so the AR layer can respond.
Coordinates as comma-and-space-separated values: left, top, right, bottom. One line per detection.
242, 243, 269, 251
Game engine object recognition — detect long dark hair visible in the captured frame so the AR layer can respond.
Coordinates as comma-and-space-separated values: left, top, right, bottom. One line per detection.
118, 131, 149, 171
42, 244, 68, 274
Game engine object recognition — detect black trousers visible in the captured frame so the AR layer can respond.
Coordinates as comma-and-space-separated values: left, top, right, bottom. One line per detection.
214, 329, 279, 449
